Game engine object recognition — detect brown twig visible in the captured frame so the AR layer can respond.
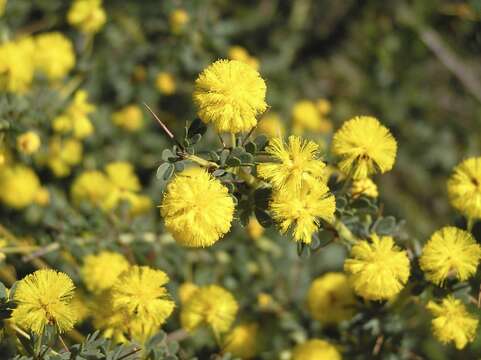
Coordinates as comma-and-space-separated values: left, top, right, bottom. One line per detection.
143, 103, 185, 151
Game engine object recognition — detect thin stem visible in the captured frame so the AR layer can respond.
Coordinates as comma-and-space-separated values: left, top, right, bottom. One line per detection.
58, 334, 69, 353
230, 133, 236, 148
331, 218, 357, 245
185, 154, 219, 169
467, 217, 475, 232
117, 347, 142, 360
143, 103, 185, 151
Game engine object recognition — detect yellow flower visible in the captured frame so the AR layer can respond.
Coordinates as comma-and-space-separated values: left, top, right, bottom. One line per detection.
81, 251, 130, 294
447, 157, 481, 219
47, 136, 83, 177
257, 136, 327, 191
270, 183, 336, 244
161, 167, 235, 247
12, 269, 77, 334
420, 227, 481, 285
105, 161, 140, 192
156, 72, 176, 95
68, 0, 106, 34
193, 59, 267, 133
71, 170, 113, 210
228, 46, 259, 70
350, 178, 378, 198
256, 112, 284, 138
332, 116, 397, 180
344, 234, 410, 301
0, 0, 6, 16
181, 285, 238, 335
292, 339, 342, 360
223, 323, 259, 359
257, 293, 273, 310
54, 90, 96, 139
169, 9, 189, 34
17, 131, 41, 155
0, 37, 35, 93
34, 32, 75, 80
70, 293, 90, 323
120, 192, 152, 216
34, 187, 50, 206
427, 296, 478, 349
0, 165, 41, 209
292, 100, 331, 134
112, 105, 144, 131
178, 282, 199, 304
247, 217, 264, 239
307, 273, 355, 324
317, 98, 331, 115
91, 292, 128, 343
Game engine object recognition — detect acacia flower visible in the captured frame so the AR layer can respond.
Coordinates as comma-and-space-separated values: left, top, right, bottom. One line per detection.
68, 0, 106, 34
332, 116, 397, 179
255, 113, 285, 139
427, 296, 478, 349
291, 100, 331, 134
447, 157, 481, 219
0, 37, 35, 93
47, 136, 83, 177
420, 227, 481, 285
81, 251, 130, 294
161, 167, 235, 247
12, 269, 77, 334
34, 32, 75, 80
156, 72, 176, 95
169, 9, 189, 34
223, 323, 259, 359
344, 234, 410, 301
0, 165, 42, 209
351, 177, 378, 198
193, 59, 267, 133
17, 131, 41, 155
292, 339, 342, 360
112, 105, 144, 131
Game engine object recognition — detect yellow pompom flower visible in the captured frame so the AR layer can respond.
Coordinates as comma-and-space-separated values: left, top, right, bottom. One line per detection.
105, 161, 140, 193
169, 9, 189, 34
112, 105, 144, 131
178, 282, 199, 304
307, 273, 355, 324
71, 170, 113, 210
54, 90, 96, 139
332, 116, 397, 180
181, 285, 238, 335
256, 112, 284, 138
223, 323, 259, 359
17, 131, 41, 155
291, 100, 330, 134
420, 227, 481, 285
161, 167, 235, 247
68, 0, 106, 34
0, 165, 41, 209
344, 234, 410, 301
81, 251, 130, 294
120, 193, 152, 216
193, 59, 267, 134
156, 72, 176, 95
91, 292, 128, 343
427, 296, 478, 349
447, 157, 481, 219
34, 32, 75, 80
47, 136, 83, 177
228, 46, 260, 70
350, 178, 378, 198
270, 183, 336, 244
0, 37, 35, 93
292, 339, 342, 360
257, 136, 327, 190
12, 269, 77, 335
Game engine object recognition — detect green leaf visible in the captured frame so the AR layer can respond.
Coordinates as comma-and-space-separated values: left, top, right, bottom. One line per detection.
161, 149, 175, 162
239, 152, 254, 164
156, 163, 171, 180
226, 157, 241, 167
209, 151, 220, 161
254, 135, 268, 150
0, 281, 6, 300
372, 216, 396, 235
245, 141, 257, 154
174, 162, 185, 172
163, 164, 175, 181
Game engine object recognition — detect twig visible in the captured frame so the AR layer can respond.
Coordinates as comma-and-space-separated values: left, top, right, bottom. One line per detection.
166, 329, 189, 342
117, 347, 142, 360
143, 103, 185, 151
22, 243, 60, 262
58, 334, 69, 353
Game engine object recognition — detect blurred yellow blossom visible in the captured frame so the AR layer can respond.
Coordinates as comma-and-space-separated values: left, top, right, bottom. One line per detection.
156, 72, 176, 95
228, 45, 260, 70
81, 251, 130, 294
223, 323, 259, 359
47, 136, 83, 177
16, 131, 41, 155
0, 165, 43, 209
292, 100, 331, 134
351, 178, 378, 198
0, 0, 6, 16
34, 32, 75, 80
53, 90, 95, 139
71, 170, 113, 210
68, 0, 106, 34
178, 282, 199, 304
292, 339, 341, 360
169, 9, 189, 34
256, 113, 284, 138
247, 217, 264, 239
0, 37, 35, 93
316, 98, 331, 115
112, 105, 144, 131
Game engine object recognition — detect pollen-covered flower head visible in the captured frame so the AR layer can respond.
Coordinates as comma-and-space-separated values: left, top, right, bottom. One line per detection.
257, 136, 327, 191
351, 177, 378, 198
34, 32, 75, 80
420, 227, 481, 285
427, 296, 478, 349
68, 0, 106, 34
12, 269, 77, 334
447, 157, 481, 219
181, 284, 238, 335
193, 59, 267, 133
292, 339, 342, 360
161, 167, 235, 247
81, 251, 130, 294
0, 165, 41, 209
223, 323, 259, 359
270, 183, 336, 244
332, 116, 397, 180
17, 131, 41, 155
307, 272, 356, 324
105, 161, 141, 192
71, 170, 113, 210
344, 234, 410, 301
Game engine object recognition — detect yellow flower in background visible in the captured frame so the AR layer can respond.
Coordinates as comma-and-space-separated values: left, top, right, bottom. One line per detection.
247, 217, 264, 239
223, 323, 259, 359
350, 178, 378, 198
228, 45, 260, 70
0, 165, 42, 209
0, 0, 6, 16
307, 273, 355, 324
257, 136, 327, 191
0, 37, 35, 93
257, 293, 274, 310
105, 161, 141, 192
53, 90, 95, 139
292, 339, 342, 360
71, 170, 113, 210
12, 269, 77, 334
291, 100, 331, 134
427, 296, 478, 349
34, 32, 75, 80
112, 105, 144, 131
91, 292, 128, 343
156, 72, 176, 95
256, 112, 284, 138
194, 59, 267, 133
181, 285, 238, 335
332, 116, 397, 180
270, 183, 335, 244
169, 8, 189, 34
447, 157, 481, 220
120, 192, 152, 216
178, 282, 199, 304
70, 293, 90, 323
420, 227, 481, 285
317, 98, 331, 115
68, 0, 106, 34
17, 131, 41, 155
47, 136, 83, 177
161, 167, 235, 247
344, 234, 410, 301
81, 251, 130, 294
34, 187, 50, 206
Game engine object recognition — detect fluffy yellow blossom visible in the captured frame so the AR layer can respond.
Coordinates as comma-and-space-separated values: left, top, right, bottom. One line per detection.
91, 292, 128, 343
317, 98, 331, 115
228, 46, 260, 70
68, 0, 106, 34
247, 217, 264, 239
292, 339, 342, 360
169, 9, 189, 34
53, 90, 95, 139
0, 165, 41, 209
291, 100, 331, 134
47, 137, 83, 177
307, 273, 355, 324
34, 32, 75, 80
258, 136, 327, 190
332, 116, 397, 180
81, 251, 130, 294
427, 296, 478, 349
178, 282, 199, 304
181, 285, 238, 335
112, 105, 144, 131
0, 37, 35, 93
351, 178, 378, 198
71, 170, 113, 210
194, 59, 267, 133
344, 234, 410, 301
256, 112, 284, 138
17, 131, 41, 155
223, 323, 259, 359
105, 161, 140, 192
447, 157, 481, 219
420, 227, 481, 285
270, 183, 336, 244
12, 269, 77, 334
156, 72, 176, 95
161, 167, 235, 247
